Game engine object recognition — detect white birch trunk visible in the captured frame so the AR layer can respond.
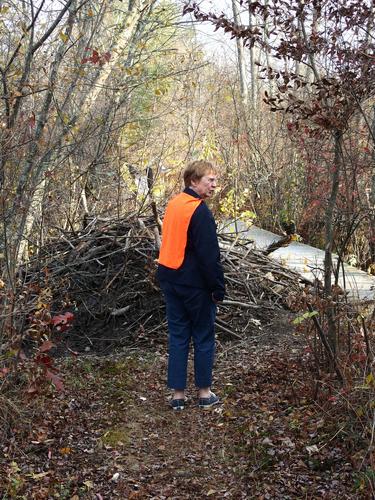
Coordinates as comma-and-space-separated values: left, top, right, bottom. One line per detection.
16, 178, 46, 263
77, 0, 154, 122
232, 0, 248, 106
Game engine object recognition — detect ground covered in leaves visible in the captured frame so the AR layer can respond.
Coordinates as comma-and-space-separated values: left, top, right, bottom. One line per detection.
1, 313, 371, 499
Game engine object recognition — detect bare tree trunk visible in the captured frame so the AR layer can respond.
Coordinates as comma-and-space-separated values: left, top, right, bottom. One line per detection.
299, 4, 341, 359
232, 0, 248, 106
300, 6, 320, 83
248, 5, 256, 104
369, 105, 375, 265
324, 129, 343, 355
262, 0, 272, 97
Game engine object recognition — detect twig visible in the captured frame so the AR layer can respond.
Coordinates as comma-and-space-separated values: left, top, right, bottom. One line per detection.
222, 300, 261, 309
307, 303, 344, 384
110, 306, 131, 316
215, 321, 243, 339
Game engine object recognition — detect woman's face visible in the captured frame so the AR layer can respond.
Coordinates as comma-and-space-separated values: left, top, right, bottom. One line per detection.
190, 172, 218, 199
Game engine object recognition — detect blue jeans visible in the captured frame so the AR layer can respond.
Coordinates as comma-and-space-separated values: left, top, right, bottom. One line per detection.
160, 281, 217, 390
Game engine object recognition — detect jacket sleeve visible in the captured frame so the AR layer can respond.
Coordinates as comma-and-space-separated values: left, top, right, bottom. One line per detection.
189, 203, 225, 301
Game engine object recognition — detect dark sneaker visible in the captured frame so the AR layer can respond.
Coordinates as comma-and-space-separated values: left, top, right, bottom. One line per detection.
199, 392, 220, 409
170, 398, 186, 411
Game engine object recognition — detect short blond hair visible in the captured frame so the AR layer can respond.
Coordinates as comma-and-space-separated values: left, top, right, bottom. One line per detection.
183, 160, 217, 188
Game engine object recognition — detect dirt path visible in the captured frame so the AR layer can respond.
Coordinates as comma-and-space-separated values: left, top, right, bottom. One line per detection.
0, 315, 366, 499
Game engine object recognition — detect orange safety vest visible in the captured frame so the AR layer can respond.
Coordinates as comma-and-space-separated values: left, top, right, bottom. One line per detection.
158, 192, 202, 269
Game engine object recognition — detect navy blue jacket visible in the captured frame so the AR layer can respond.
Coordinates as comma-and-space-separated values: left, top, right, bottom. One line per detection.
157, 187, 225, 301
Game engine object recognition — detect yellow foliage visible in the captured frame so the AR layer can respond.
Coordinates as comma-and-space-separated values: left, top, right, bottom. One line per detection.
59, 447, 72, 455
59, 31, 69, 43
219, 188, 256, 223
365, 373, 374, 387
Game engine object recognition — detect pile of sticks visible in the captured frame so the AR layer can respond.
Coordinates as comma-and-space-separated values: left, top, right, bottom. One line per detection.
218, 233, 302, 338
22, 216, 304, 352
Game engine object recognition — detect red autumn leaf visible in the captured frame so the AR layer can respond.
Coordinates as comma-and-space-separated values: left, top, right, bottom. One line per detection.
35, 353, 53, 367
40, 340, 55, 352
29, 112, 36, 128
18, 350, 27, 360
90, 49, 100, 64
51, 312, 74, 332
0, 367, 10, 378
51, 312, 74, 326
45, 369, 64, 391
102, 51, 111, 62
51, 314, 65, 325
64, 311, 74, 322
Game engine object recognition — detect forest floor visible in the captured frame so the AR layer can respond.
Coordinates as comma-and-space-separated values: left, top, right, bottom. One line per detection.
0, 311, 372, 499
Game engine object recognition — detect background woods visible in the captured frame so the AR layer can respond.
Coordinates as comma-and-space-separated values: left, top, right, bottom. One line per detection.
1, 0, 375, 496
3, 1, 373, 279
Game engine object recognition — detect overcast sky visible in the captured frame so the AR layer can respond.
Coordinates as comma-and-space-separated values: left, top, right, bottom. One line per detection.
180, 0, 237, 61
